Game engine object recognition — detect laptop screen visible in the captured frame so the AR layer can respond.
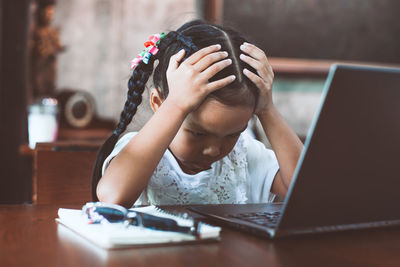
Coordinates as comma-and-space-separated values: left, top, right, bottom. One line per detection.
278, 64, 400, 231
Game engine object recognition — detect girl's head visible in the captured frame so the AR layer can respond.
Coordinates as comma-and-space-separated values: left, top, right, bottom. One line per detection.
92, 20, 259, 199
164, 97, 254, 174
152, 20, 258, 106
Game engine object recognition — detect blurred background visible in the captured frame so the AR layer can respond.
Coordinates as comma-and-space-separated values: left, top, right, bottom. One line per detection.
1, 0, 399, 204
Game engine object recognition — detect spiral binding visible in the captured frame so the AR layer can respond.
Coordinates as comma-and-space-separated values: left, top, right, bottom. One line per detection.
154, 206, 194, 223
154, 206, 203, 238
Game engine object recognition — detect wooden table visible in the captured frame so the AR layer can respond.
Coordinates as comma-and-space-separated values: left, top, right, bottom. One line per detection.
2, 204, 400, 267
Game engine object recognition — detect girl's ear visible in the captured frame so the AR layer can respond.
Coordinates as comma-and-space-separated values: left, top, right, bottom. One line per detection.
149, 87, 164, 112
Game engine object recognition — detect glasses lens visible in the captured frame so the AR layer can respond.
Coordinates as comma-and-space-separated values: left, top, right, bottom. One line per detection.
82, 202, 130, 223
94, 207, 125, 222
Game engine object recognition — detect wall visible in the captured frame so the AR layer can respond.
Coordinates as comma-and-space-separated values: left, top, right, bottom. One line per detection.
53, 0, 355, 138
53, 0, 196, 130
223, 0, 400, 63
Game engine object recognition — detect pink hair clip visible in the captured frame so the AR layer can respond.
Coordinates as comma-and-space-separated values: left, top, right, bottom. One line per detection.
130, 33, 165, 70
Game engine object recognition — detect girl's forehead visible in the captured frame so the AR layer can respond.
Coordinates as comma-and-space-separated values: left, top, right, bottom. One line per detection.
184, 98, 253, 135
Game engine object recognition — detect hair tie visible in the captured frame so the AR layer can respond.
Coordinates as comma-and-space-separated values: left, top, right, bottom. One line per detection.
130, 33, 166, 70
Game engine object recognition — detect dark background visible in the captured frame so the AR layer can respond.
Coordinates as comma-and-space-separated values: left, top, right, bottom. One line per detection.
224, 0, 400, 63
0, 0, 32, 203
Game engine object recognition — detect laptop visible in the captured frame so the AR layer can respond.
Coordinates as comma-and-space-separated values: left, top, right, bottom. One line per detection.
188, 64, 400, 238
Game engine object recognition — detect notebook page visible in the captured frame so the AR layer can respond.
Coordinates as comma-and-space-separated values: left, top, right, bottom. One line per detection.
57, 207, 220, 249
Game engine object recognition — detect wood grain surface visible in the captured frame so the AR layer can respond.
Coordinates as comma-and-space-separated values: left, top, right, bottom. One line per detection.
2, 204, 400, 267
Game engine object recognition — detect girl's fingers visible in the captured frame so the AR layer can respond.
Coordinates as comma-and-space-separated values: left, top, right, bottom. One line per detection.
185, 44, 221, 65
239, 53, 271, 81
240, 42, 265, 61
243, 68, 266, 89
200, 58, 232, 80
195, 51, 229, 72
205, 75, 236, 93
168, 49, 186, 71
240, 42, 273, 73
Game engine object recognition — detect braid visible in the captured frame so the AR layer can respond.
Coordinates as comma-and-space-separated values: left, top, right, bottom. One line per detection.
114, 30, 197, 138
91, 30, 192, 201
91, 55, 156, 201
114, 65, 152, 135
176, 32, 197, 54
156, 30, 198, 60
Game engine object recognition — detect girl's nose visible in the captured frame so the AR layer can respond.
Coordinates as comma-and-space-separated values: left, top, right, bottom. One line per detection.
202, 145, 221, 157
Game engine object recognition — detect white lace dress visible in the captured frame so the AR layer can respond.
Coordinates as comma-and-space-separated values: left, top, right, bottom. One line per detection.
103, 131, 279, 206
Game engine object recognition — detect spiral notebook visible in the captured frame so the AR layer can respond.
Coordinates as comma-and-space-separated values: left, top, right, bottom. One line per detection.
56, 205, 221, 249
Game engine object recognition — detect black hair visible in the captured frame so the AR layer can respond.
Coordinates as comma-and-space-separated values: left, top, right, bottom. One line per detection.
91, 20, 259, 201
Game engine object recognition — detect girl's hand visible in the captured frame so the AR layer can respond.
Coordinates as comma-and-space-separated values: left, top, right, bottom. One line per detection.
166, 44, 236, 114
239, 42, 275, 115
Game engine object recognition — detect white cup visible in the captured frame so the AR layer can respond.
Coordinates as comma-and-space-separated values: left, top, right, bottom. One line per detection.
28, 98, 59, 149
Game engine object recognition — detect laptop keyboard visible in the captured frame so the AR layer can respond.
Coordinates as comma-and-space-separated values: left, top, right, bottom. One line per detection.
228, 211, 281, 228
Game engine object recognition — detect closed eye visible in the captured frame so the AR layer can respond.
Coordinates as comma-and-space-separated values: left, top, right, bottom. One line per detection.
189, 131, 206, 137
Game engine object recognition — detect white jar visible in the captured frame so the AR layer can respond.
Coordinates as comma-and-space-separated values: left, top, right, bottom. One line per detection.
28, 98, 59, 149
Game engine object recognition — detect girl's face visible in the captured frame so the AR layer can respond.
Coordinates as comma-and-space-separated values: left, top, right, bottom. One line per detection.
169, 98, 253, 174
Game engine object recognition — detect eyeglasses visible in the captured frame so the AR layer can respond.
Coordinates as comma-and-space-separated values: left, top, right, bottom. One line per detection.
82, 202, 200, 237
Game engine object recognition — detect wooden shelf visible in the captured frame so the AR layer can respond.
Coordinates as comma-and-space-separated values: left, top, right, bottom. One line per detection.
20, 127, 111, 156
269, 57, 400, 77
57, 127, 112, 141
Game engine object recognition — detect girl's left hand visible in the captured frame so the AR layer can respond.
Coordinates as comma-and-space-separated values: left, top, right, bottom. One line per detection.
239, 42, 274, 115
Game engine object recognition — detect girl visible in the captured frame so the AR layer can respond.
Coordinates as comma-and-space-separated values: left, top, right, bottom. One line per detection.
92, 20, 303, 208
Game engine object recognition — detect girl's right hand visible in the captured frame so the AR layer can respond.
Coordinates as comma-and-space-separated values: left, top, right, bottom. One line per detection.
165, 44, 236, 114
